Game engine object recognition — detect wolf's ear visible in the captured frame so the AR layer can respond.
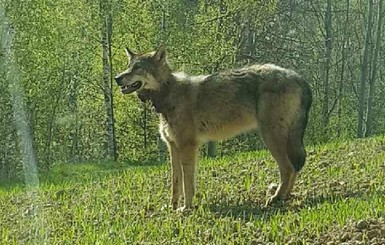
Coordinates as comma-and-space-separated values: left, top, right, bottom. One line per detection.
154, 44, 166, 62
125, 47, 136, 61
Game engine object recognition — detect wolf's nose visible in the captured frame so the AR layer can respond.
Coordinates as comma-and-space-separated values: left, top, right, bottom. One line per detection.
115, 76, 123, 85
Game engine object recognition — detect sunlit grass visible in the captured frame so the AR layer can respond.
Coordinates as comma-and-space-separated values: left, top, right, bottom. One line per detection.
1, 135, 385, 244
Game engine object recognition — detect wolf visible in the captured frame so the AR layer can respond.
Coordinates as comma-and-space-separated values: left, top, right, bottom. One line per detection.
115, 45, 312, 211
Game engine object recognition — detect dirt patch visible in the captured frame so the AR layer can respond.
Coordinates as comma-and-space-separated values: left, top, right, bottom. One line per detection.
305, 218, 385, 244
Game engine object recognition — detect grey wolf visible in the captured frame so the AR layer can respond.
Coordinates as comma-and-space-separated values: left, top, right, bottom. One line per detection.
115, 45, 312, 211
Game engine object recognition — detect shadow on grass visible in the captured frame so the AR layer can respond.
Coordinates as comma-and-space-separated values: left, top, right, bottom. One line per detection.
205, 199, 288, 221
206, 190, 383, 221
0, 159, 164, 193
299, 190, 383, 207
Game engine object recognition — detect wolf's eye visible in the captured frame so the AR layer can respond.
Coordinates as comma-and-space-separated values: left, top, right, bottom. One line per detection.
132, 62, 143, 70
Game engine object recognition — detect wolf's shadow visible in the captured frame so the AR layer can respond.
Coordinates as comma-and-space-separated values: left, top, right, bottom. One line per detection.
205, 190, 380, 221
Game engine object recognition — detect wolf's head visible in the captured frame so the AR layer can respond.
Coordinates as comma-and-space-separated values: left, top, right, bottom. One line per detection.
114, 45, 170, 94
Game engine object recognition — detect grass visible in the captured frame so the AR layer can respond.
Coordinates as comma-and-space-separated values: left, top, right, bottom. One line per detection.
1, 136, 385, 244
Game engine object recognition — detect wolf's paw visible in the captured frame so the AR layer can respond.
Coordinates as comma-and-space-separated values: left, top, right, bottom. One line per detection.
265, 195, 282, 207
176, 205, 194, 213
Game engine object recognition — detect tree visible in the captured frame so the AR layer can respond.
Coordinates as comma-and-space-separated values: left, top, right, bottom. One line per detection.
1, 0, 385, 176
365, 0, 384, 137
336, 0, 350, 137
99, 0, 117, 160
322, 0, 332, 128
357, 0, 374, 138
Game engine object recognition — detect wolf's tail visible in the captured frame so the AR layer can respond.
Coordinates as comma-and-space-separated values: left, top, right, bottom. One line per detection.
287, 79, 312, 172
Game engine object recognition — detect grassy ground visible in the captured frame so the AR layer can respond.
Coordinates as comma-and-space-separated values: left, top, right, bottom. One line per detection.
1, 136, 385, 244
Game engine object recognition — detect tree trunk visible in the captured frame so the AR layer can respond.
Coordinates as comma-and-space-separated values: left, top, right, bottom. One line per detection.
45, 70, 65, 167
337, 0, 350, 137
100, 0, 117, 161
0, 8, 9, 178
157, 2, 168, 163
207, 0, 226, 158
107, 6, 117, 160
207, 141, 217, 158
143, 104, 148, 149
69, 71, 79, 163
322, 0, 332, 128
365, 0, 383, 137
357, 0, 374, 138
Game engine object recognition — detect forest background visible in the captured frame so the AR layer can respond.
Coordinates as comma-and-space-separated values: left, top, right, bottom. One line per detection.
1, 0, 384, 179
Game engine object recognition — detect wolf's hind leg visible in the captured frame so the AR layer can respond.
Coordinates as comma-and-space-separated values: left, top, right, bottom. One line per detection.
260, 127, 295, 205
287, 125, 307, 172
169, 142, 183, 209
285, 171, 297, 199
283, 122, 307, 196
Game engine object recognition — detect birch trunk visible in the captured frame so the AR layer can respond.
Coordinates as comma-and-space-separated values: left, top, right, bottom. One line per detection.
337, 0, 350, 137
357, 0, 374, 138
365, 0, 383, 137
322, 0, 332, 128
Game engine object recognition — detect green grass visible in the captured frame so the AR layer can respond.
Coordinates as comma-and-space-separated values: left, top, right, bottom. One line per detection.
1, 136, 385, 244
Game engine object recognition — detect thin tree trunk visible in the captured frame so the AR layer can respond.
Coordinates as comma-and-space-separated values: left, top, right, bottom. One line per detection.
157, 2, 168, 163
337, 0, 350, 137
207, 0, 225, 158
142, 103, 148, 149
46, 70, 65, 166
69, 71, 79, 163
357, 0, 374, 138
207, 141, 217, 158
365, 0, 383, 137
322, 0, 332, 128
107, 6, 117, 160
0, 9, 9, 178
100, 0, 117, 161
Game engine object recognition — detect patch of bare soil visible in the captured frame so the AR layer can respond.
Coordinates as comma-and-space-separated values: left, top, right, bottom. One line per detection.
311, 218, 385, 245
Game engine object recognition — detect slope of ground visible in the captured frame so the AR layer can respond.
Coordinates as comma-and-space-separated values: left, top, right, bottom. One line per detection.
1, 136, 385, 244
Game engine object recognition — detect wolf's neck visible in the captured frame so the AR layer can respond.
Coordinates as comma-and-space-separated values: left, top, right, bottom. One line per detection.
137, 74, 176, 113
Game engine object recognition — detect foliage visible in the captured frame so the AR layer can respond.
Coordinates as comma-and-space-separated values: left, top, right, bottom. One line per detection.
0, 0, 384, 176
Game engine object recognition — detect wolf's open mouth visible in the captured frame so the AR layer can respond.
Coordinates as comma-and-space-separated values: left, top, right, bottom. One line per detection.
131, 81, 142, 89
121, 81, 142, 94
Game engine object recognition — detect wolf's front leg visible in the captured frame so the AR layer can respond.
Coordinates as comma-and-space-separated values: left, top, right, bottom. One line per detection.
179, 144, 198, 210
169, 143, 183, 209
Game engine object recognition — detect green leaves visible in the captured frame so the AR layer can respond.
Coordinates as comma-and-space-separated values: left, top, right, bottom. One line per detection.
1, 0, 385, 177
